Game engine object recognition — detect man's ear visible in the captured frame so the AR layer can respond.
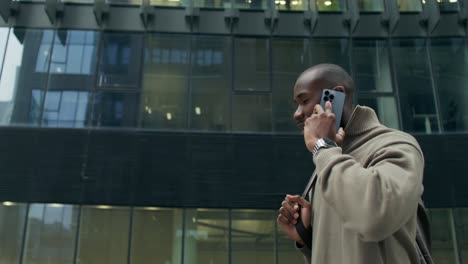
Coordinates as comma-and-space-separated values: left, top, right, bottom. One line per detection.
333, 86, 345, 93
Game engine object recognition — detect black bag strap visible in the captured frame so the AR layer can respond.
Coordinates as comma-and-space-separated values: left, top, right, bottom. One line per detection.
294, 171, 317, 250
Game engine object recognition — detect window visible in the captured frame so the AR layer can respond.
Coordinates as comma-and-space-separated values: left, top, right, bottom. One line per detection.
0, 28, 9, 78
232, 94, 272, 132
275, 0, 308, 11
97, 33, 143, 89
130, 207, 184, 264
429, 209, 458, 264
23, 204, 78, 264
277, 223, 305, 264
316, 0, 346, 12
91, 91, 139, 128
184, 209, 229, 264
194, 0, 232, 8
234, 38, 270, 92
352, 39, 392, 92
358, 0, 384, 12
392, 38, 439, 133
150, 0, 187, 7
77, 206, 130, 264
0, 202, 27, 264
190, 36, 231, 131
397, 0, 423, 12
231, 209, 275, 264
430, 38, 468, 132
141, 34, 190, 130
456, 208, 468, 263
310, 39, 350, 72
272, 38, 310, 132
41, 30, 98, 128
107, 0, 143, 4
358, 97, 400, 129
438, 0, 460, 12
234, 0, 269, 10
0, 29, 54, 126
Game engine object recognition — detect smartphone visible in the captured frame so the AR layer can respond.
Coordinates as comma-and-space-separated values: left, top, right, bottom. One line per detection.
320, 89, 345, 131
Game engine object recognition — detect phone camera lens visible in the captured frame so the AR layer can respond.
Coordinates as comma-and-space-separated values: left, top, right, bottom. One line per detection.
324, 91, 330, 95
323, 96, 329, 101
329, 94, 334, 100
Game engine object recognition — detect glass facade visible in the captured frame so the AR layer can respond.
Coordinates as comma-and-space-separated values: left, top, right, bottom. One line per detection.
0, 29, 466, 133
398, 0, 423, 12
0, 202, 465, 264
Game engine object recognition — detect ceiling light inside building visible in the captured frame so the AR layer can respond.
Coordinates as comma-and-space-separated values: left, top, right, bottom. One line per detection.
166, 112, 172, 121
280, 0, 286, 4
2, 201, 15, 206
96, 205, 113, 209
292, 0, 299, 5
324, 0, 332, 6
143, 207, 160, 211
56, 67, 63, 73
50, 203, 64, 207
195, 107, 201, 115
449, 0, 457, 3
275, 0, 280, 4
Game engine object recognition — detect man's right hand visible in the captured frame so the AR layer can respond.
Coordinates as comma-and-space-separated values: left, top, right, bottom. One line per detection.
277, 194, 312, 246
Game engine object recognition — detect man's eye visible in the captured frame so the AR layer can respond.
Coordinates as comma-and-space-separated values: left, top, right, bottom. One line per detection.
303, 99, 310, 104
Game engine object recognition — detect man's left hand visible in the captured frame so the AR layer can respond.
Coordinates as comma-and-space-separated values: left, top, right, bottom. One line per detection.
304, 101, 345, 152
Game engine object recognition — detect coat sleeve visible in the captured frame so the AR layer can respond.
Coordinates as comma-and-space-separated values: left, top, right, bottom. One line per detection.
313, 142, 424, 242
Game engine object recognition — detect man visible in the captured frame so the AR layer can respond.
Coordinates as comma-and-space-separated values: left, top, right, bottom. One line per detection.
277, 63, 425, 264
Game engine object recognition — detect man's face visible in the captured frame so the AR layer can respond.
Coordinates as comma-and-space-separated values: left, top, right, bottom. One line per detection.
292, 80, 322, 133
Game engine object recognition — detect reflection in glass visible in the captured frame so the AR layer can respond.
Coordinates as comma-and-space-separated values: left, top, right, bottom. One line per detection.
272, 38, 310, 132
392, 38, 439, 133
184, 209, 229, 264
194, 0, 232, 8
190, 36, 230, 131
61, 0, 94, 3
358, 0, 384, 12
98, 33, 143, 88
358, 97, 399, 129
430, 38, 468, 132
231, 209, 275, 264
77, 206, 130, 264
107, 0, 143, 4
0, 29, 54, 126
0, 202, 27, 264
141, 35, 190, 130
0, 28, 9, 77
234, 0, 268, 10
150, 0, 188, 7
232, 94, 272, 132
429, 209, 458, 264
352, 39, 392, 92
438, 0, 459, 12
456, 208, 468, 263
92, 91, 139, 128
275, 0, 308, 11
131, 208, 183, 264
277, 225, 304, 264
42, 30, 98, 128
234, 38, 270, 92
397, 0, 422, 12
23, 204, 78, 264
316, 0, 346, 11
310, 39, 350, 72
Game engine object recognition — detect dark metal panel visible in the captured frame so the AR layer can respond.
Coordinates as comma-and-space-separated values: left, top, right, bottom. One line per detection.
273, 12, 311, 37
105, 6, 145, 31
392, 14, 427, 37
431, 13, 465, 37
60, 4, 99, 30
312, 14, 349, 37
352, 14, 388, 38
233, 10, 270, 36
13, 3, 52, 29
151, 8, 191, 33
194, 10, 231, 34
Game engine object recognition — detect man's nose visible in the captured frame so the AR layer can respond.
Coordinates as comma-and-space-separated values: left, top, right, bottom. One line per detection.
293, 107, 304, 121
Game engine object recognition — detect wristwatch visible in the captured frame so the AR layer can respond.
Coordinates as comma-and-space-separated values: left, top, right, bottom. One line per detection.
312, 138, 338, 157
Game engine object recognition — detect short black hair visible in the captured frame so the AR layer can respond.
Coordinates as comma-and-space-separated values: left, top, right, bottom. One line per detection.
300, 63, 354, 96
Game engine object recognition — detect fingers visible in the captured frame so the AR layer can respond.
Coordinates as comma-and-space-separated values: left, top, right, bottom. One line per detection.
314, 104, 324, 115
335, 127, 345, 146
286, 195, 311, 209
325, 100, 333, 114
280, 200, 299, 224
